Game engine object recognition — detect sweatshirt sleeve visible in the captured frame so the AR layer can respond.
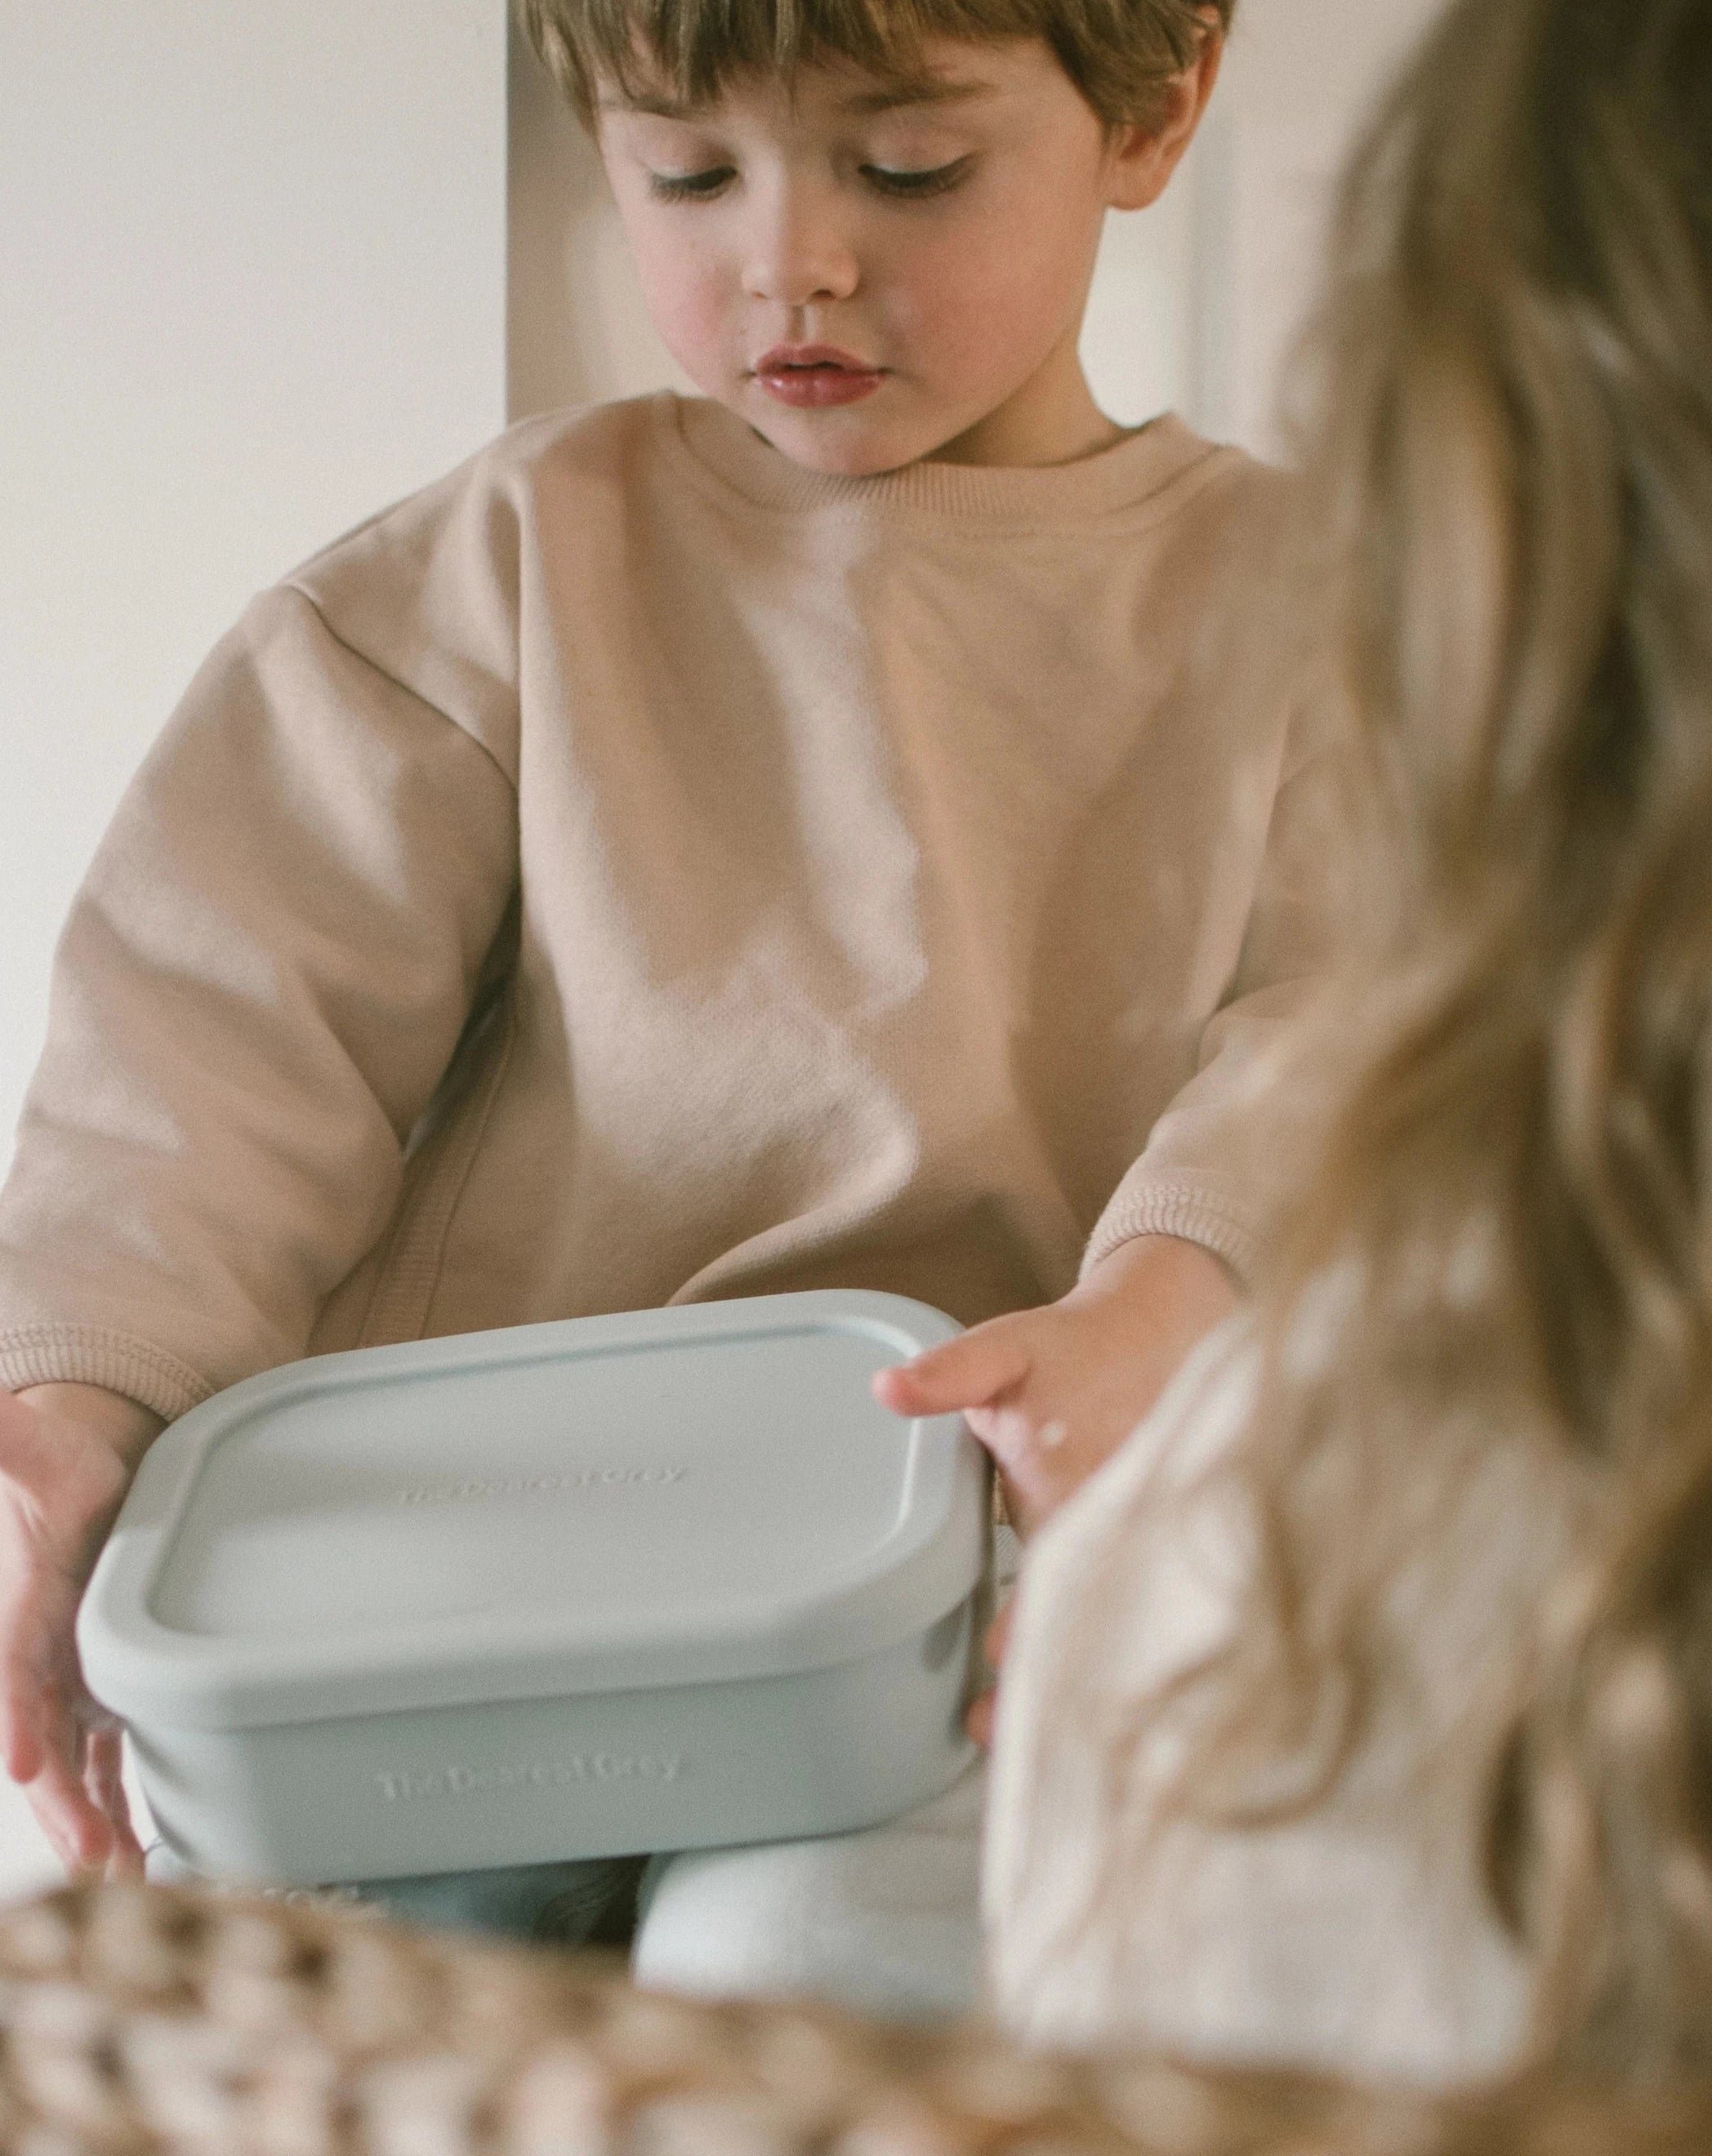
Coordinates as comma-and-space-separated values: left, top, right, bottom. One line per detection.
0, 583, 519, 1420
1081, 684, 1344, 1285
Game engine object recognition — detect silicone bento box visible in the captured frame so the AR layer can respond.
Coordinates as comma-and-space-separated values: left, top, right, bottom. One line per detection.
78, 1290, 988, 1886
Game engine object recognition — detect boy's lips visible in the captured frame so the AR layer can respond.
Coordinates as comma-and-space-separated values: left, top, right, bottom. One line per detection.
751, 345, 885, 408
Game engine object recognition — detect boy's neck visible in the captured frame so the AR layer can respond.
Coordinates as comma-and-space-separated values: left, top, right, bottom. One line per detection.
925, 341, 1128, 471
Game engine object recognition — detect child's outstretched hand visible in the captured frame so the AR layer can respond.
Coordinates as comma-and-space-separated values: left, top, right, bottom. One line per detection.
873, 1235, 1237, 1744
873, 1234, 1237, 1538
0, 1383, 162, 1877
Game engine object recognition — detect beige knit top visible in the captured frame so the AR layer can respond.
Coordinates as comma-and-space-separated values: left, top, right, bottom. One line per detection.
985, 1325, 1559, 2087
0, 394, 1322, 1421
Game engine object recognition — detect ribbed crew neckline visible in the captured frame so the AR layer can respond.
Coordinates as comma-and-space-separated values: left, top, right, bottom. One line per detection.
663, 391, 1217, 524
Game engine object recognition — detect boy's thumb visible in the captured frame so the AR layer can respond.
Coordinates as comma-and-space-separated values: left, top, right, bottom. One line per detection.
872, 1325, 1031, 1418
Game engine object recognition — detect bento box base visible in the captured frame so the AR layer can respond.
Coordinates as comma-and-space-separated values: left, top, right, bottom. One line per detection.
131, 1601, 978, 1886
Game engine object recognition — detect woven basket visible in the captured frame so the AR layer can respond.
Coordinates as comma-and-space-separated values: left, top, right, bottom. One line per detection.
2, 1881, 1709, 2155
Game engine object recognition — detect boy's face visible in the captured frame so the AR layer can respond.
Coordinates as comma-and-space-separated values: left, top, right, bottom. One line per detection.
595, 38, 1209, 474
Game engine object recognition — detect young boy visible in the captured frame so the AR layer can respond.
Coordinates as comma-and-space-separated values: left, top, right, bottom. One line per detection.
0, 0, 1314, 2015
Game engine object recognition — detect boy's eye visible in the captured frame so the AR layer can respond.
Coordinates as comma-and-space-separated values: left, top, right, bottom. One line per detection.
860, 157, 974, 200
647, 166, 736, 202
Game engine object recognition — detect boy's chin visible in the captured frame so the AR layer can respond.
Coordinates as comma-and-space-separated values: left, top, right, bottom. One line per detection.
742, 404, 946, 479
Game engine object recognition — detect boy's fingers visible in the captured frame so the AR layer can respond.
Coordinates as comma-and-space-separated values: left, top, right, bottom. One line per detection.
28, 1744, 115, 1875
3, 1631, 126, 1873
872, 1324, 1033, 1417
2, 1592, 78, 1787
0, 1622, 55, 1784
2, 1689, 45, 1786
86, 1726, 144, 1878
965, 1687, 997, 1749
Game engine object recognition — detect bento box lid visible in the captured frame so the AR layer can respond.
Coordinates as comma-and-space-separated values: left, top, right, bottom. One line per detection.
78, 1292, 988, 1733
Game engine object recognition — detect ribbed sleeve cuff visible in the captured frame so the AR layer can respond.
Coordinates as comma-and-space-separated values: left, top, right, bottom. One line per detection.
1080, 1182, 1259, 1288
0, 1325, 215, 1423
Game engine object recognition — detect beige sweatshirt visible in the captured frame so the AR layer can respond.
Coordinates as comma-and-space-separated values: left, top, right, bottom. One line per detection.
0, 394, 1322, 1422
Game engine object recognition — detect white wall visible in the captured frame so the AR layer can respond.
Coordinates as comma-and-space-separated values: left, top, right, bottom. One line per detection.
1206, 0, 1449, 454
0, 2, 507, 1183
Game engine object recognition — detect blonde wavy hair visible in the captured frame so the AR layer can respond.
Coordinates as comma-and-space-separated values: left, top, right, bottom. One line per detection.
1062, 0, 1712, 2082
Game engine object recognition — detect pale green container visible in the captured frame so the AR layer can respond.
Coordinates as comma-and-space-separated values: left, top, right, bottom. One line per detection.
78, 1291, 987, 1886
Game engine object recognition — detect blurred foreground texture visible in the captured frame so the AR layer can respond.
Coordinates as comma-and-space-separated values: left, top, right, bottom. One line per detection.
2, 1881, 1710, 2155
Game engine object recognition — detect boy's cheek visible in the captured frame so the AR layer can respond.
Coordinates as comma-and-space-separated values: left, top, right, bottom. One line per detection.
600, 189, 736, 394
900, 204, 1089, 352
633, 260, 733, 394
893, 258, 1059, 393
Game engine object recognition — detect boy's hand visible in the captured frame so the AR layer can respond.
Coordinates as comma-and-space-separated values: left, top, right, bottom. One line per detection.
873, 1234, 1237, 1538
965, 1599, 1014, 1750
874, 1236, 1237, 1747
0, 1383, 163, 1877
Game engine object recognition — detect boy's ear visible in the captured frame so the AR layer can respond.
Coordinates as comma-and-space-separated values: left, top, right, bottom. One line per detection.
1103, 9, 1225, 213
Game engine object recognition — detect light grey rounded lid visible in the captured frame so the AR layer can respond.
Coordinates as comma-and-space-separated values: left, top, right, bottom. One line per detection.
78, 1291, 987, 1731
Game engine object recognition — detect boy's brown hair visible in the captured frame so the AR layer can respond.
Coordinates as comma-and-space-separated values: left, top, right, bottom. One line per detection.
519, 0, 1234, 131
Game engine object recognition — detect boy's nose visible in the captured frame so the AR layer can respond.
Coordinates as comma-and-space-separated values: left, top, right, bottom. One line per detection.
742, 190, 859, 308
